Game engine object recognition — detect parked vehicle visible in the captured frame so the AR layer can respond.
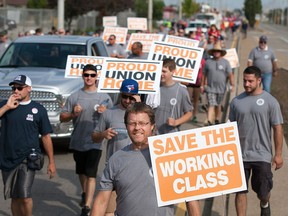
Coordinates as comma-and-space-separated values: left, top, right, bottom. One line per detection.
0, 35, 109, 138
195, 13, 217, 26
184, 20, 208, 35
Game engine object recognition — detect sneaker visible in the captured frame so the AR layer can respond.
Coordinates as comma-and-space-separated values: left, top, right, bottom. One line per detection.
192, 116, 198, 123
260, 203, 271, 216
80, 206, 90, 216
79, 192, 86, 207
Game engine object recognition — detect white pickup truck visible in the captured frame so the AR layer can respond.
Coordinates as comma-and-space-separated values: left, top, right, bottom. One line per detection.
0, 35, 109, 139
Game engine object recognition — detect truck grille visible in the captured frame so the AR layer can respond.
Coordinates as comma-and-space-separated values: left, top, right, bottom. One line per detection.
0, 90, 61, 112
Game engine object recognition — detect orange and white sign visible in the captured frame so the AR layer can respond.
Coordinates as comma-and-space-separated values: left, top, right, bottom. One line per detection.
126, 33, 164, 53
103, 16, 117, 27
65, 55, 106, 78
148, 122, 246, 207
97, 59, 162, 94
102, 27, 128, 44
223, 48, 240, 69
148, 41, 204, 83
127, 17, 147, 30
164, 35, 199, 48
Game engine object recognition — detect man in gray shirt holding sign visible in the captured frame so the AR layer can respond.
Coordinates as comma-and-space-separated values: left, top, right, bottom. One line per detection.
229, 66, 283, 216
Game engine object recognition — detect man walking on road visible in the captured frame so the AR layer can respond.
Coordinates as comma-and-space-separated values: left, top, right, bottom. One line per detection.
201, 42, 234, 125
60, 64, 113, 216
247, 35, 278, 93
0, 75, 56, 216
92, 78, 141, 215
91, 102, 174, 216
229, 66, 284, 216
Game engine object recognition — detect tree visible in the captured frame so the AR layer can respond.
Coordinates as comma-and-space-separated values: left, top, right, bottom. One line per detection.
244, 0, 262, 28
48, 0, 135, 29
135, 0, 165, 21
27, 0, 48, 8
182, 0, 200, 19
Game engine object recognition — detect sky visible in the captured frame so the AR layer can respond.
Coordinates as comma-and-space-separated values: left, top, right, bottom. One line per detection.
164, 0, 276, 11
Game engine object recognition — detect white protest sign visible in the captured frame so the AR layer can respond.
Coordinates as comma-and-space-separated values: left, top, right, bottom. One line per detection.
223, 48, 240, 68
126, 33, 164, 53
164, 35, 199, 48
148, 41, 204, 83
102, 27, 128, 44
65, 55, 105, 78
127, 17, 147, 30
103, 16, 117, 27
97, 58, 162, 94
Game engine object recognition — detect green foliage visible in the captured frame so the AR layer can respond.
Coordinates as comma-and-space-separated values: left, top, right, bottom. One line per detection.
244, 0, 262, 28
135, 0, 165, 20
27, 0, 48, 8
182, 0, 200, 19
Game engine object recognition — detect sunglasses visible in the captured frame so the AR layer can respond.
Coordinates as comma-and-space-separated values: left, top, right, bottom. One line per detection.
11, 86, 27, 91
121, 94, 136, 101
83, 73, 97, 78
259, 41, 266, 44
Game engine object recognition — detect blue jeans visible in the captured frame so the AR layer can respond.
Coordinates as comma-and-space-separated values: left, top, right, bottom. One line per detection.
261, 73, 272, 93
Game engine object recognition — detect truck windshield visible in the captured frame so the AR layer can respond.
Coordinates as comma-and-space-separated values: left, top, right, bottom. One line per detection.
0, 43, 87, 69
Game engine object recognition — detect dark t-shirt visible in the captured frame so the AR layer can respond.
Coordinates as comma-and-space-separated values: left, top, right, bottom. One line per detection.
0, 100, 52, 171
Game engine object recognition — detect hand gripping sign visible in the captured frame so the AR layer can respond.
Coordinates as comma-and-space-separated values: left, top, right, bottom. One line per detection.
148, 122, 247, 207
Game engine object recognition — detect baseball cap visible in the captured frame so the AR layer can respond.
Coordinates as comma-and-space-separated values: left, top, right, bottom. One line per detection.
259, 35, 268, 42
120, 79, 139, 94
0, 30, 7, 37
9, 75, 32, 86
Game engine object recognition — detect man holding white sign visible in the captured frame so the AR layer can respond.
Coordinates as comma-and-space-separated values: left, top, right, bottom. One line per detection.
229, 66, 284, 216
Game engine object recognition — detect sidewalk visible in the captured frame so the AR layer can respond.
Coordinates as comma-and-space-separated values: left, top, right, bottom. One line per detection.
177, 29, 288, 216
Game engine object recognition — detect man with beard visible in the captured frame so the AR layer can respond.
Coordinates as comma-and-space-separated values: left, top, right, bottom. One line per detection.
229, 66, 284, 216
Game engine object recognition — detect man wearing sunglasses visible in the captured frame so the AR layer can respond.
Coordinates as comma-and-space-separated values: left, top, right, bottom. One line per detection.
0, 75, 56, 216
60, 64, 113, 216
247, 35, 278, 93
106, 34, 127, 59
92, 78, 140, 216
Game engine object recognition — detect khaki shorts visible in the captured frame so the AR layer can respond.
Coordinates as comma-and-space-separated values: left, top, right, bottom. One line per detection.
106, 191, 117, 213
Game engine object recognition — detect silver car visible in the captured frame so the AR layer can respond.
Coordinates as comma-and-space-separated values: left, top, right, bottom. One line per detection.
0, 35, 109, 139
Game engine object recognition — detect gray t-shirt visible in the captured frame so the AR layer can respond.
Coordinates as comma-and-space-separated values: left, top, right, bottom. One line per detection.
106, 43, 127, 58
229, 91, 283, 163
99, 145, 174, 216
61, 88, 112, 151
155, 82, 192, 134
203, 58, 232, 93
94, 104, 130, 161
248, 46, 276, 74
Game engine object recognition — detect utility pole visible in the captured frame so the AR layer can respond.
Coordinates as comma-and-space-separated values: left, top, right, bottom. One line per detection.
148, 0, 153, 32
179, 0, 182, 20
57, 0, 65, 29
